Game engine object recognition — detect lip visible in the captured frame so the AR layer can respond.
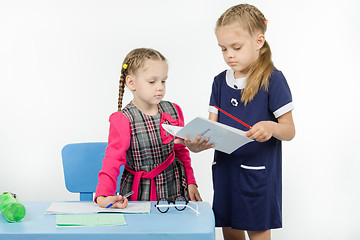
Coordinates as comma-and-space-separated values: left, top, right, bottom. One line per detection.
155, 94, 163, 98
228, 62, 237, 66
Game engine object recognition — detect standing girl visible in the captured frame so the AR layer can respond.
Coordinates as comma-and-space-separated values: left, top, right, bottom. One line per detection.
95, 48, 202, 209
180, 4, 295, 240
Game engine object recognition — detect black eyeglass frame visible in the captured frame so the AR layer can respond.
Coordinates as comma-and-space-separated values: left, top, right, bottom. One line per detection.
155, 196, 189, 213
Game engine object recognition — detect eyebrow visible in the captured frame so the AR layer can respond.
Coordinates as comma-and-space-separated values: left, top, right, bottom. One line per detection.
147, 75, 168, 80
218, 42, 243, 48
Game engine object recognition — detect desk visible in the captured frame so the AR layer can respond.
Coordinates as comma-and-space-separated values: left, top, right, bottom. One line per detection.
0, 201, 215, 240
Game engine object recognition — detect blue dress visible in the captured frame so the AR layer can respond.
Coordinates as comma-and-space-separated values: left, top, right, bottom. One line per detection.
209, 68, 293, 231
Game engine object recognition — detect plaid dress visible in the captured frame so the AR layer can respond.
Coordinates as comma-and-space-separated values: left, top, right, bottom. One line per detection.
119, 101, 188, 201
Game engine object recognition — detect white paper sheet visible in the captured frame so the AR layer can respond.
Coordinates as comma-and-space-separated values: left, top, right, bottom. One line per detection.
45, 201, 151, 214
162, 117, 253, 154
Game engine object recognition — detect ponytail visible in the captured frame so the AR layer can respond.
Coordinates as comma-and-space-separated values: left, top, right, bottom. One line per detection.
241, 41, 274, 105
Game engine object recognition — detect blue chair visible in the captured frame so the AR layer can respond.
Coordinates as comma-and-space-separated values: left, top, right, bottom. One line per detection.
61, 142, 123, 201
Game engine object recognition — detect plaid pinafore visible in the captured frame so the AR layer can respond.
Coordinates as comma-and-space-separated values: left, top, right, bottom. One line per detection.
119, 101, 188, 201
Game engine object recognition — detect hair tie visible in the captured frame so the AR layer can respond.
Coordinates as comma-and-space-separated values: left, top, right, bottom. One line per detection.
264, 20, 268, 25
123, 64, 128, 70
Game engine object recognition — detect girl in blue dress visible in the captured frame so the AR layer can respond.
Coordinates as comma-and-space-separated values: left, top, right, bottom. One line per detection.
177, 4, 295, 240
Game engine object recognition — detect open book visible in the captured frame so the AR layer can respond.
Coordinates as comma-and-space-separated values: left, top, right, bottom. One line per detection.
45, 201, 150, 215
162, 117, 253, 154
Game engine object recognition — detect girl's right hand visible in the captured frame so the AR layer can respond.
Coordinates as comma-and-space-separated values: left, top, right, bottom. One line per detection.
174, 136, 215, 153
96, 195, 128, 209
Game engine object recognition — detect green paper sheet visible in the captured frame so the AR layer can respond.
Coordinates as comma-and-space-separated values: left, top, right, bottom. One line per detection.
56, 214, 126, 227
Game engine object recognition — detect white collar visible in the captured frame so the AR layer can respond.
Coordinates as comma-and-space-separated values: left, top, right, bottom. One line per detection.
226, 69, 246, 90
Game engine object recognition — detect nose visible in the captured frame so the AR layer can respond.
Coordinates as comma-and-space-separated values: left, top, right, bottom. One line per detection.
226, 49, 235, 59
156, 82, 165, 91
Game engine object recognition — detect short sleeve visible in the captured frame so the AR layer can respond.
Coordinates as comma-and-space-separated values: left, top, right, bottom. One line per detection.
268, 70, 294, 118
208, 75, 221, 114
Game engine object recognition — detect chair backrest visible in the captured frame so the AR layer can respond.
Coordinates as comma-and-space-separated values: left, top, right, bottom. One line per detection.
61, 142, 123, 201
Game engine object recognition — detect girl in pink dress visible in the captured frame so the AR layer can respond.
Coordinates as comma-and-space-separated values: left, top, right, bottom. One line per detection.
95, 48, 202, 209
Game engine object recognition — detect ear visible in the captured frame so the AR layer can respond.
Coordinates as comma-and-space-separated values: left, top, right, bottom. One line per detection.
256, 34, 265, 50
125, 75, 136, 91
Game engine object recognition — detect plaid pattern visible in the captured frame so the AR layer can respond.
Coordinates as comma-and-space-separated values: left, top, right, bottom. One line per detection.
119, 101, 188, 201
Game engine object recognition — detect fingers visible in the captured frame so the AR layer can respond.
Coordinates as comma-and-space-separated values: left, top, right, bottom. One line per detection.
246, 129, 261, 141
189, 192, 202, 201
189, 193, 196, 201
204, 143, 215, 150
246, 129, 258, 140
199, 137, 210, 146
113, 196, 128, 209
97, 195, 129, 209
176, 135, 215, 153
245, 121, 275, 142
194, 192, 202, 201
190, 137, 214, 151
246, 128, 270, 142
184, 135, 201, 145
187, 184, 202, 202
174, 138, 184, 145
175, 136, 207, 147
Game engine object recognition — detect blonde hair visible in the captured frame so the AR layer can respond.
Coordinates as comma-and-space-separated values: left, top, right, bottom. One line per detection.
216, 4, 274, 105
118, 48, 166, 111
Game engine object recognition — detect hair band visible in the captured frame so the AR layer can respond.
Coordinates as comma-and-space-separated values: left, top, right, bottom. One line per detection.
123, 64, 128, 70
264, 20, 268, 25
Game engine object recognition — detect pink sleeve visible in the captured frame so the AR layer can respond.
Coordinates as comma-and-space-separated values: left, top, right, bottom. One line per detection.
172, 103, 197, 186
94, 112, 131, 202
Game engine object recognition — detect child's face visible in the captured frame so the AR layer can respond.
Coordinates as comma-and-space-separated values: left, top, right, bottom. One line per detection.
127, 59, 168, 111
216, 23, 263, 79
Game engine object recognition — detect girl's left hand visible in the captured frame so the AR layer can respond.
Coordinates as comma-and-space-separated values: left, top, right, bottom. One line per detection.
245, 121, 275, 142
188, 184, 202, 201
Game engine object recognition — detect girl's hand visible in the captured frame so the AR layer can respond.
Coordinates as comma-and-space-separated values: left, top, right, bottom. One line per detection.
245, 112, 295, 142
174, 136, 215, 153
188, 184, 202, 201
96, 195, 129, 209
245, 121, 275, 142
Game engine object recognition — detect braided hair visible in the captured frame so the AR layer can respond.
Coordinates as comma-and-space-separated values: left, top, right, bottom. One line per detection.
216, 4, 274, 105
118, 48, 166, 111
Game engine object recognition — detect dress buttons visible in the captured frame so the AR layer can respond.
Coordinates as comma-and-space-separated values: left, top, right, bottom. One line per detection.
231, 98, 238, 107
234, 85, 238, 89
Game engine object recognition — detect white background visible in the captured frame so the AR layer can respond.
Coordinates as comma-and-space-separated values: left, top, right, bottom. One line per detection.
1, 0, 360, 239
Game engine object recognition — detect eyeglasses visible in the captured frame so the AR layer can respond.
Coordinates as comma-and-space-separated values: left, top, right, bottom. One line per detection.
154, 196, 200, 215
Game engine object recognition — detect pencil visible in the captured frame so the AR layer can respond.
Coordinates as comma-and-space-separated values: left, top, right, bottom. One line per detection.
214, 106, 252, 129
106, 191, 134, 208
